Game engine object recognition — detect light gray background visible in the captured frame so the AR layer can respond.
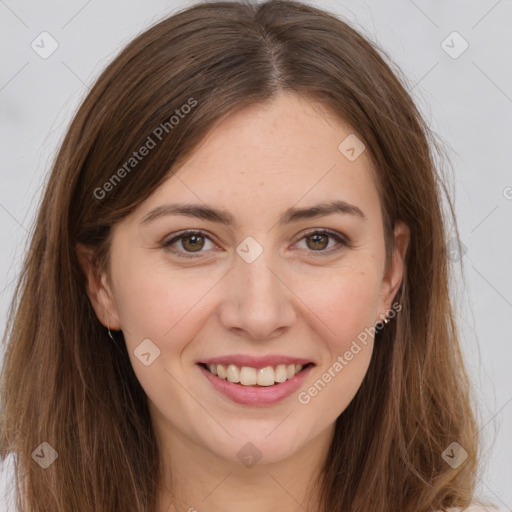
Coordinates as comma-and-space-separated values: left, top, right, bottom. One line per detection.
0, 0, 511, 510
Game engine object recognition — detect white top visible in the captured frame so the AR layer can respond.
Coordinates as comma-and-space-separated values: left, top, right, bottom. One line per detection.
0, 453, 505, 511
0, 454, 16, 512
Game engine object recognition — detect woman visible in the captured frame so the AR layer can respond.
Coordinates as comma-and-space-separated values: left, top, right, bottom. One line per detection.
0, 1, 502, 511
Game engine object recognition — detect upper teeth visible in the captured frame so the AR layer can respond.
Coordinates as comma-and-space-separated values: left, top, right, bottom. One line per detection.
207, 363, 304, 386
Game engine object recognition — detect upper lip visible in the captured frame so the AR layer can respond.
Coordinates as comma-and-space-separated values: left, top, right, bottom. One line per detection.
199, 355, 313, 368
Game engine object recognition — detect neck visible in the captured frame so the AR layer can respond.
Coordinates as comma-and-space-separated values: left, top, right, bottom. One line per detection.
154, 419, 334, 512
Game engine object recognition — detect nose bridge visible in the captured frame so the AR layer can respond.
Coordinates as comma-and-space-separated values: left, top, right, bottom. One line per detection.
236, 233, 282, 303
219, 234, 295, 339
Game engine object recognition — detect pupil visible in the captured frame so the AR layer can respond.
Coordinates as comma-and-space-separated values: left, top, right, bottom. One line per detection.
184, 234, 203, 252
309, 234, 327, 250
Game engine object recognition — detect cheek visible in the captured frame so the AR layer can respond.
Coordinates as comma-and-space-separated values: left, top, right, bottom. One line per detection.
295, 269, 379, 421
110, 249, 213, 354
111, 267, 212, 411
297, 263, 381, 348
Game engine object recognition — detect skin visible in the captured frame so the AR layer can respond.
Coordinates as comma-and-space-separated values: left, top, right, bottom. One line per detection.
77, 92, 410, 512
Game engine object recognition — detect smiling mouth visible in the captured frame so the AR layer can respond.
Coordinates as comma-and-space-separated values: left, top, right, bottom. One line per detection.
198, 362, 314, 387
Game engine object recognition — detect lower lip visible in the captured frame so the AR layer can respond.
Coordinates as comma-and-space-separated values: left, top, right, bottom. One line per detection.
198, 364, 314, 406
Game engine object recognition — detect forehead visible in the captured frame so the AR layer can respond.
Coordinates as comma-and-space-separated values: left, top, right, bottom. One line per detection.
137, 93, 382, 225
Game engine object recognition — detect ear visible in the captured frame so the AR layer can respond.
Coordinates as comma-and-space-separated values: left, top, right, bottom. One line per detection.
377, 220, 410, 318
76, 243, 122, 330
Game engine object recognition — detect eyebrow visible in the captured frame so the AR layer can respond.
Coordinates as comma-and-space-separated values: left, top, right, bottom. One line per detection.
140, 199, 366, 226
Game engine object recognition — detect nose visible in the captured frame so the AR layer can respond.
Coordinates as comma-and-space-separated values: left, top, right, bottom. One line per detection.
217, 247, 297, 342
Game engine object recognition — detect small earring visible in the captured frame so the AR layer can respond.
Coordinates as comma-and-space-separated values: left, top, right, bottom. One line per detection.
375, 316, 388, 330
107, 326, 115, 341
375, 315, 390, 329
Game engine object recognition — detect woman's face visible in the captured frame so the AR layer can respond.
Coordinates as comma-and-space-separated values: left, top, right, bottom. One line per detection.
79, 92, 409, 466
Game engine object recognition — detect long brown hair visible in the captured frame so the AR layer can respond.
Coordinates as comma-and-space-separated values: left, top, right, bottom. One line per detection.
0, 1, 489, 510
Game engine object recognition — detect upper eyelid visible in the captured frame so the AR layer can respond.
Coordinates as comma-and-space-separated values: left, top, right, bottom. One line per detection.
163, 229, 219, 247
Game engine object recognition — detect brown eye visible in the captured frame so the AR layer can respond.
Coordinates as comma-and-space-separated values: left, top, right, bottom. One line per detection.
162, 229, 349, 260
162, 230, 216, 258
295, 229, 348, 256
181, 233, 205, 252
305, 233, 330, 251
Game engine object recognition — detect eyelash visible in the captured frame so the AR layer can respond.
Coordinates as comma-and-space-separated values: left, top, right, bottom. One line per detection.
161, 229, 350, 259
